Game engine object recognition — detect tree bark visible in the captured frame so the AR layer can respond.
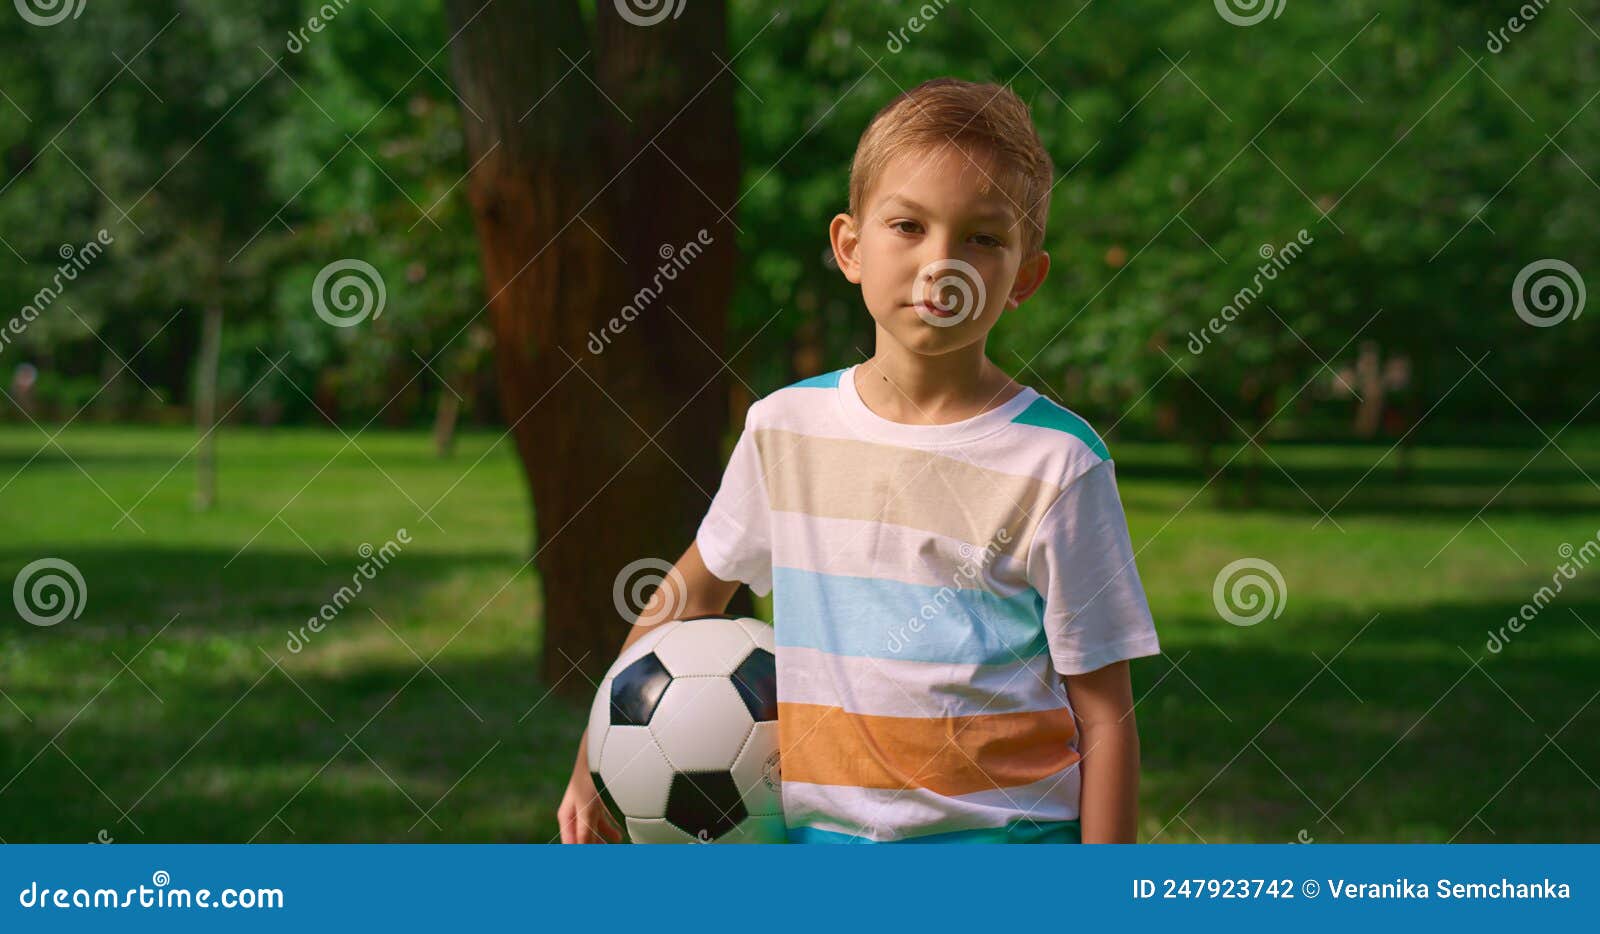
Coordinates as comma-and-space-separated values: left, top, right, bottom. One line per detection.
444, 0, 745, 695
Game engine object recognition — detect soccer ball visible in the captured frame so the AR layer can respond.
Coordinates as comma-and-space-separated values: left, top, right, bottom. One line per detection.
586, 614, 784, 843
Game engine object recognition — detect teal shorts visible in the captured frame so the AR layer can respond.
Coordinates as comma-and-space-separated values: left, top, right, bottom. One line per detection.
786, 818, 1081, 844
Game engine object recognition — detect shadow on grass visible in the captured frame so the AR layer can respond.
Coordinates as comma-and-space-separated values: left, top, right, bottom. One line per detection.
0, 543, 571, 842
1, 545, 520, 638
1114, 448, 1600, 519
3, 551, 1596, 843
0, 449, 189, 472
0, 651, 585, 843
1132, 596, 1600, 843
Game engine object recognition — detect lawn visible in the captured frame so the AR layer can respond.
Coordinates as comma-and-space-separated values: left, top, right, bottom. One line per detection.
1, 423, 1597, 842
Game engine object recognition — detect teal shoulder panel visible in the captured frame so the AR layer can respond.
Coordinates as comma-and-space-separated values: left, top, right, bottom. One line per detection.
1011, 397, 1109, 460
788, 368, 845, 390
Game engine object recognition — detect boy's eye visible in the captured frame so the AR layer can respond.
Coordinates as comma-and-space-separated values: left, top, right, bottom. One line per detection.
887, 220, 1003, 246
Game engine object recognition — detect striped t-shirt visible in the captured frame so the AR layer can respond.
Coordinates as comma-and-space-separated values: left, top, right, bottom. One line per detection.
696, 364, 1161, 843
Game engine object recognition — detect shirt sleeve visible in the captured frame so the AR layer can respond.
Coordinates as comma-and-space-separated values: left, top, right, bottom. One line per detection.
695, 409, 774, 597
1026, 458, 1161, 676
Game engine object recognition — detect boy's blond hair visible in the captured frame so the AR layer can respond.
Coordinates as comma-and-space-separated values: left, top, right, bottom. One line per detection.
848, 78, 1055, 257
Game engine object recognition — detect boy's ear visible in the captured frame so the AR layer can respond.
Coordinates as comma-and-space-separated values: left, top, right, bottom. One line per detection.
829, 213, 862, 284
1006, 250, 1050, 309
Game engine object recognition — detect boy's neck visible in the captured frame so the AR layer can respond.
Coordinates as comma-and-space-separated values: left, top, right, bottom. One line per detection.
856, 338, 1024, 426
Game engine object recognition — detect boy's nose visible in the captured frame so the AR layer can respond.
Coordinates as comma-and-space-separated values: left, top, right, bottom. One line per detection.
918, 232, 964, 268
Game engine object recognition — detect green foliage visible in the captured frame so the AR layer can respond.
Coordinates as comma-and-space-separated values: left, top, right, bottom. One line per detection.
0, 0, 486, 425
725, 0, 1599, 439
1, 0, 1595, 440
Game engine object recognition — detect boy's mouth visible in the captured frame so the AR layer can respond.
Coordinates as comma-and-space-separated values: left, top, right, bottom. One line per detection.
909, 300, 960, 319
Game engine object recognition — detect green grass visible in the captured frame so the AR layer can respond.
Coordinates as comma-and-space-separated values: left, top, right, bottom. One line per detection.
1, 424, 1597, 842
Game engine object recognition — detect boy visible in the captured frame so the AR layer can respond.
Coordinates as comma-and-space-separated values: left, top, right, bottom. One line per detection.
559, 77, 1160, 844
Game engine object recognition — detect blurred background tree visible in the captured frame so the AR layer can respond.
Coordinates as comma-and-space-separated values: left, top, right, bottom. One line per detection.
5, 1, 1594, 458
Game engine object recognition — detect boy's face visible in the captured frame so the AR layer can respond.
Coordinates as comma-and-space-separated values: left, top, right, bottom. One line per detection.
830, 143, 1049, 357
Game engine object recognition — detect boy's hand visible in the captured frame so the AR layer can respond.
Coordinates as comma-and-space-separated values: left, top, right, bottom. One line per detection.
558, 764, 623, 844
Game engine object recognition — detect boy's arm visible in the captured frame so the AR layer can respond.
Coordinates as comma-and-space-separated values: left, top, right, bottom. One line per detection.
561, 539, 742, 842
1063, 660, 1141, 844
621, 539, 742, 651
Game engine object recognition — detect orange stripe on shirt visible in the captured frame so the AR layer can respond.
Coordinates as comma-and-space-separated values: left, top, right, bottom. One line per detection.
777, 701, 1080, 797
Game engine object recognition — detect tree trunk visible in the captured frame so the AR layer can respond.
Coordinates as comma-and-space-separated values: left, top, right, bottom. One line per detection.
445, 0, 745, 695
1353, 339, 1385, 438
193, 302, 223, 511
433, 392, 460, 459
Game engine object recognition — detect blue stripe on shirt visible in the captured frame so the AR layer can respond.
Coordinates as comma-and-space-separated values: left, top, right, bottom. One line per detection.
771, 565, 1047, 665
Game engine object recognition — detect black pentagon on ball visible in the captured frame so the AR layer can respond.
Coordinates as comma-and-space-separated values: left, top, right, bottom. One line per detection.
590, 771, 622, 822
610, 653, 672, 726
731, 648, 777, 722
665, 770, 746, 841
